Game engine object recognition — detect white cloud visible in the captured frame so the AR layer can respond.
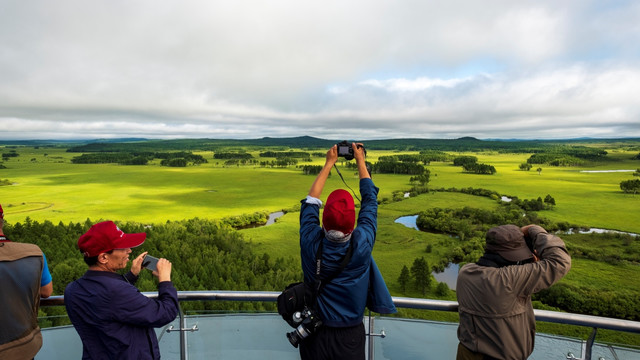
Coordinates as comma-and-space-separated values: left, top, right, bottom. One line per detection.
0, 0, 639, 140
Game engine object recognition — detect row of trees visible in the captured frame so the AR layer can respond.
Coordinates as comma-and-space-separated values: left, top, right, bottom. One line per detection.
213, 152, 253, 159
377, 154, 432, 165
299, 165, 323, 175
462, 162, 497, 174
259, 151, 311, 159
2, 150, 19, 160
70, 151, 208, 167
372, 160, 426, 175
453, 155, 496, 175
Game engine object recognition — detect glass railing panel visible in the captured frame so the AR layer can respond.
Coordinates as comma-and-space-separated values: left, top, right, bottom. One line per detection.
37, 325, 82, 360
590, 343, 640, 360
370, 317, 459, 359
156, 317, 182, 359
174, 313, 300, 359
36, 314, 640, 360
37, 317, 182, 360
531, 333, 583, 360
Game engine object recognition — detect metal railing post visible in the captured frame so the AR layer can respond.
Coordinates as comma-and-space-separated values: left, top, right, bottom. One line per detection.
368, 312, 374, 360
584, 327, 597, 360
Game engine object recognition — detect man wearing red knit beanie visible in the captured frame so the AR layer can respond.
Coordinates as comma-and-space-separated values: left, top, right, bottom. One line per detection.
297, 143, 396, 360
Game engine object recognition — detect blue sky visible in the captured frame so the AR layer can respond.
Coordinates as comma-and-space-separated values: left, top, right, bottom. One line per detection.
1, 0, 639, 140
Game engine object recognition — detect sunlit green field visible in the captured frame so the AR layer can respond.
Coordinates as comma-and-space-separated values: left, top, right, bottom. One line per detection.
0, 147, 412, 224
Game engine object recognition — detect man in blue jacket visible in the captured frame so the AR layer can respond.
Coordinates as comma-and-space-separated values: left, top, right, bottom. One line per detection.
298, 143, 395, 360
65, 221, 179, 360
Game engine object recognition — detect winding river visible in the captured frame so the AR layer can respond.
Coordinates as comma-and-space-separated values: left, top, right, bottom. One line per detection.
395, 215, 459, 289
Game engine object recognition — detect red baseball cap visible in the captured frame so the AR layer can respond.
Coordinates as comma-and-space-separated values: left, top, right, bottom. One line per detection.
322, 189, 355, 235
78, 221, 146, 257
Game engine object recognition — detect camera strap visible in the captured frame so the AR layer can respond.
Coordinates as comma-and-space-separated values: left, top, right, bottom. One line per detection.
310, 233, 354, 306
332, 164, 362, 203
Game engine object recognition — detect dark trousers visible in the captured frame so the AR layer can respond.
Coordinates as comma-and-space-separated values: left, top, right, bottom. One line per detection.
456, 343, 500, 360
299, 323, 366, 360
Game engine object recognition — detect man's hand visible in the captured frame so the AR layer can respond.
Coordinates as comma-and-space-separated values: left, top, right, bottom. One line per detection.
352, 142, 366, 163
154, 258, 172, 282
520, 225, 539, 252
130, 251, 147, 276
326, 145, 338, 166
353, 143, 370, 179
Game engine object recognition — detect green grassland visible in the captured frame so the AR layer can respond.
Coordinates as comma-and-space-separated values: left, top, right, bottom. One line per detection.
2, 142, 640, 344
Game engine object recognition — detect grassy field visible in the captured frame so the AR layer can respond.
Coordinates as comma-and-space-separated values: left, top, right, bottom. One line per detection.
2, 143, 640, 344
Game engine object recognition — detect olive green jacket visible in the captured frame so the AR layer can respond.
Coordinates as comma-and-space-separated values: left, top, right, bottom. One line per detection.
456, 226, 571, 360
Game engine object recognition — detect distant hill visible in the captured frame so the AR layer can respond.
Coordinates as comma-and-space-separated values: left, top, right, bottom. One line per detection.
2, 136, 639, 153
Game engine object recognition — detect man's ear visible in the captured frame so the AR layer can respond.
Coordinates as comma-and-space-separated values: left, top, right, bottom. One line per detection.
98, 253, 109, 264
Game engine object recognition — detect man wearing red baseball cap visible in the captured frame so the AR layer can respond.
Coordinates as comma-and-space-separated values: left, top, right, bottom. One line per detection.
297, 143, 395, 360
64, 221, 179, 359
0, 203, 53, 359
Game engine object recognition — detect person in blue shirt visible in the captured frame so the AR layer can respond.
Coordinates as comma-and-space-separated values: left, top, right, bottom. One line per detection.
0, 204, 53, 298
0, 203, 53, 359
65, 221, 179, 360
298, 143, 395, 360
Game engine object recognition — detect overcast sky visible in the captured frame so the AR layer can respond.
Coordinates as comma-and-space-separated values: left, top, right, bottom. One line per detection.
1, 0, 639, 141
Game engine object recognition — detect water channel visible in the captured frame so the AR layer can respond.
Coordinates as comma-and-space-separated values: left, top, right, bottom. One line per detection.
266, 211, 284, 225
395, 215, 459, 289
394, 214, 639, 289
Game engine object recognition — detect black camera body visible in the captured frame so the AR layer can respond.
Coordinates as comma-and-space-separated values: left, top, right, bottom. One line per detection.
286, 307, 323, 348
336, 140, 365, 161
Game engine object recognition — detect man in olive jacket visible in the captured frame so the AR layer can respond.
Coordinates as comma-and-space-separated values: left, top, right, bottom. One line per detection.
456, 224, 571, 360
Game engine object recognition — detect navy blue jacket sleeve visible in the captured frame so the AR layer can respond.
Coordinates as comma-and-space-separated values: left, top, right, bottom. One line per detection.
111, 281, 179, 328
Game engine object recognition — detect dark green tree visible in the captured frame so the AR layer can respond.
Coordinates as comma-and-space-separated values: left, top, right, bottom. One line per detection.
620, 179, 640, 195
398, 265, 410, 293
411, 257, 431, 296
519, 163, 532, 171
544, 194, 556, 205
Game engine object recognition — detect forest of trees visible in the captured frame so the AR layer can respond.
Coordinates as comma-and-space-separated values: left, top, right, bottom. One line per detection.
526, 147, 608, 166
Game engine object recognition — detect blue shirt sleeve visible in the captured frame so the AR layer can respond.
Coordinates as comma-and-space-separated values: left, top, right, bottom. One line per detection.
41, 252, 52, 286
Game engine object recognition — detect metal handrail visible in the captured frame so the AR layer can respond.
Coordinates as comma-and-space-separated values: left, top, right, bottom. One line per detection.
41, 291, 640, 360
41, 290, 640, 333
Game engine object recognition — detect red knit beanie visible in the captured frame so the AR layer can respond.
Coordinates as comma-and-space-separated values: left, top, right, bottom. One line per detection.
322, 189, 355, 235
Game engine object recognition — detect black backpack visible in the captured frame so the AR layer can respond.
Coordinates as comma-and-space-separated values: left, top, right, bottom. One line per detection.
276, 234, 354, 328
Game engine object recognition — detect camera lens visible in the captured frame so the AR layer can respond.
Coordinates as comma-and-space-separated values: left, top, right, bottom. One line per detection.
286, 330, 300, 347
286, 323, 313, 348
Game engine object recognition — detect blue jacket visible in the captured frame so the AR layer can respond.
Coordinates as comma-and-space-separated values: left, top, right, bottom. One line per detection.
300, 178, 396, 327
65, 270, 179, 360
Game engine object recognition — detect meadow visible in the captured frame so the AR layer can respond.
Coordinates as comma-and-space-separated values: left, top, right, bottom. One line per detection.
1, 140, 640, 344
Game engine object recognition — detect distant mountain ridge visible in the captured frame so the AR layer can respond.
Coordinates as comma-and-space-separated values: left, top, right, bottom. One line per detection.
2, 136, 640, 152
